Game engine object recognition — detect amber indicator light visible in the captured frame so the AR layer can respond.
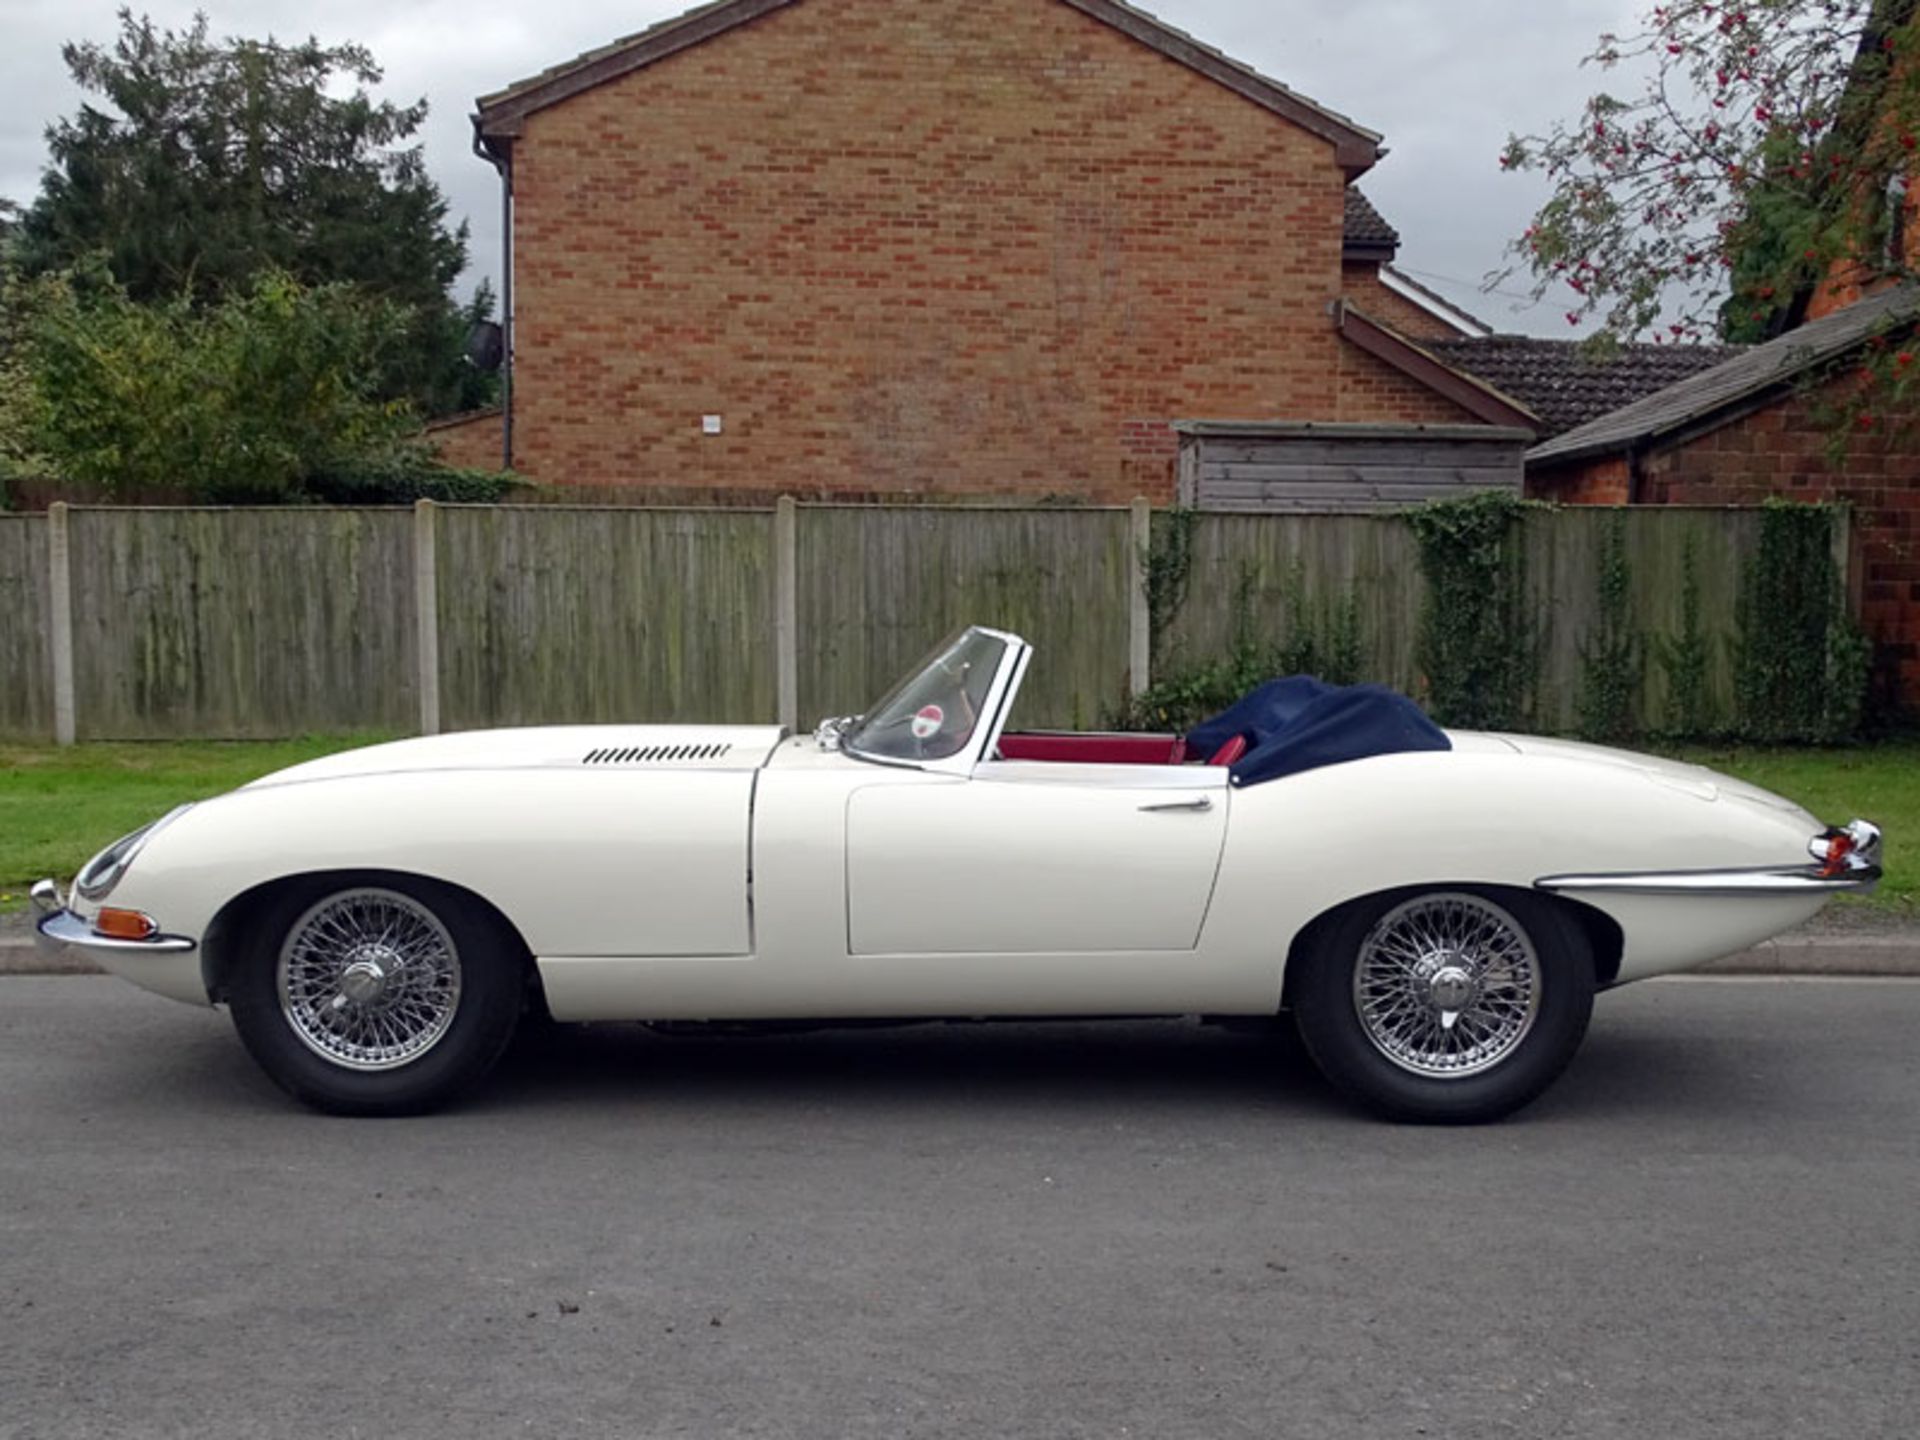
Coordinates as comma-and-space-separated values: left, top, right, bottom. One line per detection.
93, 908, 158, 941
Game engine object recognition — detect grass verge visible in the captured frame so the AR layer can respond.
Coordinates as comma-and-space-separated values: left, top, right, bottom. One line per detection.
0, 735, 393, 912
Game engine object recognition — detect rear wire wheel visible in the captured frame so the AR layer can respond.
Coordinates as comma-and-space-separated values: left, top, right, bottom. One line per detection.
228, 878, 525, 1115
1292, 888, 1595, 1123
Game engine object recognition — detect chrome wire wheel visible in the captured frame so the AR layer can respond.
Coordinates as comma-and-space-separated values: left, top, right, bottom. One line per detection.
276, 888, 463, 1072
1351, 892, 1542, 1079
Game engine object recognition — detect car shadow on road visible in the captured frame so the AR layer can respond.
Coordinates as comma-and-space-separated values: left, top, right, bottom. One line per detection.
467, 1011, 1803, 1126
478, 1016, 1350, 1119
65, 991, 1815, 1127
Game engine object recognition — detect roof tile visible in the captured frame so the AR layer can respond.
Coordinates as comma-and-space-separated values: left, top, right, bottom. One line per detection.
1432, 335, 1741, 439
1524, 285, 1920, 465
476, 0, 1383, 167
1342, 187, 1398, 249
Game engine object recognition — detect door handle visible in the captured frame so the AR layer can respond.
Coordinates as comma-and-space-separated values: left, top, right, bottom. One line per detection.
1139, 797, 1214, 814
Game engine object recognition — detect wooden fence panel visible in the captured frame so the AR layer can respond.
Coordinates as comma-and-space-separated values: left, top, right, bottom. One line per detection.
1156, 506, 1761, 735
436, 507, 776, 729
1620, 506, 1753, 731
795, 507, 1132, 730
0, 501, 1832, 743
1516, 508, 1759, 733
66, 508, 416, 739
0, 516, 52, 739
1154, 512, 1426, 693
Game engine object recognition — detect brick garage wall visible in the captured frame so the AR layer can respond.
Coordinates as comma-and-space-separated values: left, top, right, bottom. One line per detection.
506, 0, 1444, 504
1533, 381, 1920, 706
1528, 455, 1631, 505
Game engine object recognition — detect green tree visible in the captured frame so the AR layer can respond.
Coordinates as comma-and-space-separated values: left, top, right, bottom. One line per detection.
16, 9, 489, 416
0, 258, 49, 490
1501, 1, 1920, 344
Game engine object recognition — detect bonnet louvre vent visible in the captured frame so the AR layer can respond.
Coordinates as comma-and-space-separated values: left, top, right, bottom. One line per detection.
582, 743, 734, 765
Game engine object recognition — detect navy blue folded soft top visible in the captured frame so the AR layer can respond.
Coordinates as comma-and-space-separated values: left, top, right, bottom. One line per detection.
1187, 676, 1451, 787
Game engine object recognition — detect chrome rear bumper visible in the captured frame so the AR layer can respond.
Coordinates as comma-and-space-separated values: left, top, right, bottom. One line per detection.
1537, 819, 1883, 898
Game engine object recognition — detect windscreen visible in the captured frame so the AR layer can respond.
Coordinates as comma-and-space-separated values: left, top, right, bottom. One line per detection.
845, 629, 1008, 764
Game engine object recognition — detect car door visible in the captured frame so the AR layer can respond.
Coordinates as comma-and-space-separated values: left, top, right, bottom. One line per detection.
844, 761, 1230, 955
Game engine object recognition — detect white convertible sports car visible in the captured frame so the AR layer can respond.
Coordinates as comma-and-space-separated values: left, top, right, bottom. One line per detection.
34, 625, 1880, 1122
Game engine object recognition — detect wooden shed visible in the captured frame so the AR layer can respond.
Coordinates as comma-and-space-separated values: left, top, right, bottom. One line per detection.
1174, 421, 1531, 513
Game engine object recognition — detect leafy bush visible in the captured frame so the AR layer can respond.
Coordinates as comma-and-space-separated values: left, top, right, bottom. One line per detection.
22, 268, 450, 502
0, 263, 49, 489
305, 449, 523, 505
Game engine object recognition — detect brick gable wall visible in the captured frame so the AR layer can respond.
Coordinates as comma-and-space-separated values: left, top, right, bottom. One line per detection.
1340, 262, 1464, 342
503, 0, 1455, 502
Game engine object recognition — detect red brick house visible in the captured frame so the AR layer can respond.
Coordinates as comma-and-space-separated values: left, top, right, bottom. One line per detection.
457, 0, 1528, 502
1526, 285, 1920, 706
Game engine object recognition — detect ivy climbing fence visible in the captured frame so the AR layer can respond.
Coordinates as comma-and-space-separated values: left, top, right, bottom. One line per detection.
1139, 498, 1861, 742
0, 497, 1858, 744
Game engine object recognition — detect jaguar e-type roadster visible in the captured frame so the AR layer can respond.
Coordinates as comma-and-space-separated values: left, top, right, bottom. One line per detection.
34, 625, 1881, 1122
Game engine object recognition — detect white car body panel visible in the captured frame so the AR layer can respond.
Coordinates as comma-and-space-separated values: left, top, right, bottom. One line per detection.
539, 746, 1252, 1022
846, 763, 1229, 954
1201, 748, 1826, 989
251, 725, 787, 784
95, 755, 766, 1001
45, 638, 1871, 1028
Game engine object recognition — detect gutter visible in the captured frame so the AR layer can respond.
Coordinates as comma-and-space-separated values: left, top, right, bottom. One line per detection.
472, 128, 514, 472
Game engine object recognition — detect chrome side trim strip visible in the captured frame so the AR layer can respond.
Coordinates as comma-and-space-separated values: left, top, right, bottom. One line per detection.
1535, 866, 1880, 897
1539, 816, 1882, 898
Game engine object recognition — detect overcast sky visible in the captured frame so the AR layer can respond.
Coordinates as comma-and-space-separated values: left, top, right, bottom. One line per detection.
0, 0, 1645, 337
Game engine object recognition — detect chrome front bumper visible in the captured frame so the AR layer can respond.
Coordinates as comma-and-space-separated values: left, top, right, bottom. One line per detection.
1537, 819, 1883, 898
29, 880, 198, 962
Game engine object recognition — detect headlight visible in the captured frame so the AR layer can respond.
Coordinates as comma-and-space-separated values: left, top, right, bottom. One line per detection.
74, 804, 192, 902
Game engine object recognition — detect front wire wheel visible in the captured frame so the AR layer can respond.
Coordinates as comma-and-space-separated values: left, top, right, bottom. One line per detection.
277, 888, 464, 1072
229, 878, 525, 1115
1293, 888, 1595, 1124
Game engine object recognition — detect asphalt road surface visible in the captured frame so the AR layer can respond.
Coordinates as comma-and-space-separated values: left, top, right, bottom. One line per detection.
2, 977, 1917, 1440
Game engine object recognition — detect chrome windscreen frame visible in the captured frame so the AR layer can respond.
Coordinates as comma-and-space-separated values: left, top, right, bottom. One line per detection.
842, 626, 1032, 778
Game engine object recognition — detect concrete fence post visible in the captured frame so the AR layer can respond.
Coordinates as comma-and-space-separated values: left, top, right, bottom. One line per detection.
414, 499, 441, 736
1127, 497, 1152, 699
774, 495, 800, 732
47, 502, 76, 746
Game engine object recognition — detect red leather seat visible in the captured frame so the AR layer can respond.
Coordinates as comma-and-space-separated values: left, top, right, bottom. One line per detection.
998, 732, 1186, 765
1207, 735, 1248, 766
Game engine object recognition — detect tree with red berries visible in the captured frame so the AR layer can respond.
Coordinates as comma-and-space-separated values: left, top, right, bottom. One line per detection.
1501, 0, 1919, 345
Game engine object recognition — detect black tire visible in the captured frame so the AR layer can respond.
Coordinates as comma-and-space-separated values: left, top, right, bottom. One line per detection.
227, 877, 525, 1116
1291, 887, 1595, 1124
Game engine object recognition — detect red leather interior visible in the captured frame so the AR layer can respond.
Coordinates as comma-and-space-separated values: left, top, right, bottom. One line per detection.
998, 732, 1188, 765
1207, 735, 1249, 766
